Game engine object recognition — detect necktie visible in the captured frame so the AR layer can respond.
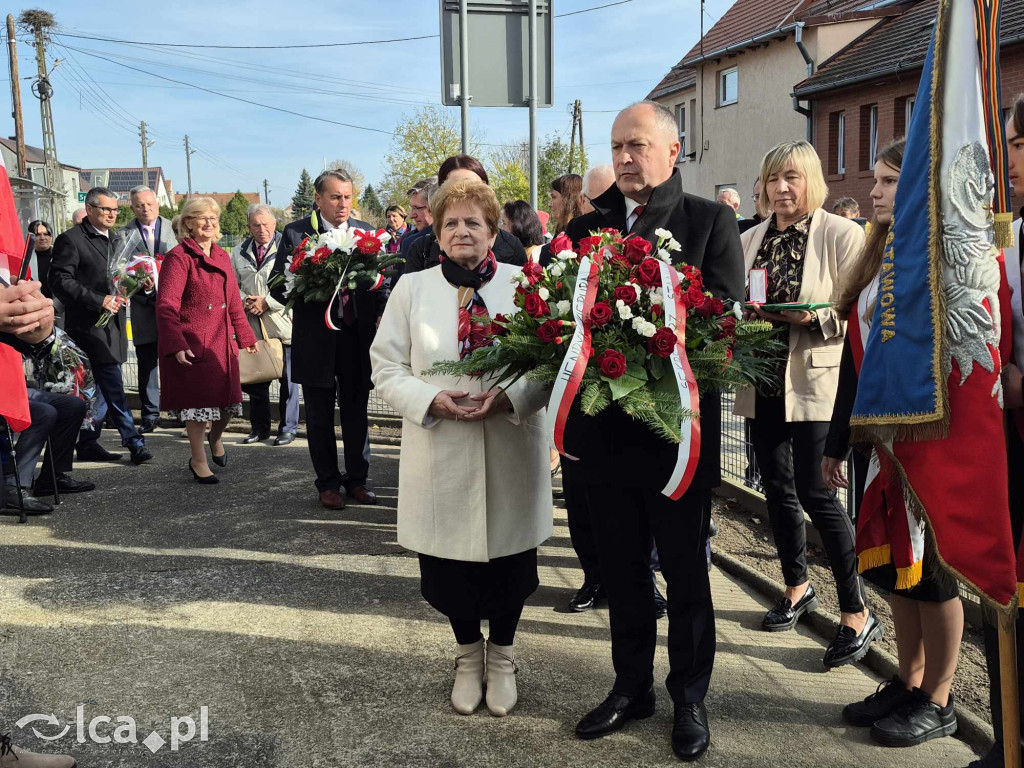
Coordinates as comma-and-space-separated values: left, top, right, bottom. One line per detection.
257, 244, 267, 267
629, 204, 646, 232
143, 225, 155, 254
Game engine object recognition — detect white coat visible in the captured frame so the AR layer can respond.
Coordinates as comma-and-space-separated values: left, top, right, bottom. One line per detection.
371, 263, 553, 563
231, 234, 291, 344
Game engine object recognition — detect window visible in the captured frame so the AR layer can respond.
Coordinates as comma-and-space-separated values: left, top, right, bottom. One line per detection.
869, 104, 879, 166
677, 103, 687, 159
905, 96, 916, 130
860, 103, 878, 169
838, 112, 846, 174
689, 98, 697, 156
718, 67, 738, 107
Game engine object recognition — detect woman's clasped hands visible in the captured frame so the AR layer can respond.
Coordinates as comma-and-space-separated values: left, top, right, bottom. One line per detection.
428, 388, 512, 422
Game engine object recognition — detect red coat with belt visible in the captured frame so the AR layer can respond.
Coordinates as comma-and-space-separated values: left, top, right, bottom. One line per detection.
156, 238, 257, 410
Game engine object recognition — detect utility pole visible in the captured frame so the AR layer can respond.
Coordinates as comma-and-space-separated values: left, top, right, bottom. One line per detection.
263, 179, 269, 205
578, 101, 585, 166
21, 10, 66, 230
184, 135, 196, 198
568, 100, 581, 175
6, 15, 27, 178
139, 121, 154, 188
527, 0, 538, 209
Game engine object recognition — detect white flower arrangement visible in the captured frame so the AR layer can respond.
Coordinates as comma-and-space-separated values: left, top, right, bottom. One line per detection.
616, 300, 633, 320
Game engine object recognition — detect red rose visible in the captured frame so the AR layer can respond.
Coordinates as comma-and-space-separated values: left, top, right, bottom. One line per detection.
578, 235, 603, 256
624, 237, 653, 264
698, 296, 725, 317
651, 304, 664, 318
522, 259, 544, 286
491, 313, 510, 336
716, 315, 738, 340
536, 319, 563, 344
589, 301, 613, 327
550, 232, 574, 255
311, 246, 331, 265
597, 349, 627, 379
609, 252, 632, 270
648, 326, 678, 358
685, 284, 706, 309
634, 258, 663, 288
523, 292, 551, 318
613, 285, 638, 306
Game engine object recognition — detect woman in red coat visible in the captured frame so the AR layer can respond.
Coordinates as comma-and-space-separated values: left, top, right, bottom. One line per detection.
157, 197, 258, 484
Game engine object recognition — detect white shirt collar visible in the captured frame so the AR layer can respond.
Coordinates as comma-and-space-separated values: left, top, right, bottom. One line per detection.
624, 197, 642, 220
84, 222, 109, 239
319, 215, 348, 232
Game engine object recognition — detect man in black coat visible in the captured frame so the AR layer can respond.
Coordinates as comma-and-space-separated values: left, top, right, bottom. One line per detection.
114, 186, 177, 433
565, 102, 743, 761
270, 170, 384, 510
48, 187, 151, 465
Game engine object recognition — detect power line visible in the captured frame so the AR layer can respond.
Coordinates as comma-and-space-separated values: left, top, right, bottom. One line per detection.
556, 0, 633, 17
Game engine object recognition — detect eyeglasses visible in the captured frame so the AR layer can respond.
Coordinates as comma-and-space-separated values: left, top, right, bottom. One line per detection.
87, 204, 119, 214
191, 216, 219, 224
410, 204, 428, 213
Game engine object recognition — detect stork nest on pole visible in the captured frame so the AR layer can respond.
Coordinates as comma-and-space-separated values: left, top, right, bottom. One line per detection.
17, 9, 56, 34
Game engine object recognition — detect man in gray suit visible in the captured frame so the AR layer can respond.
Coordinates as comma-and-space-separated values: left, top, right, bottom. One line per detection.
115, 185, 177, 433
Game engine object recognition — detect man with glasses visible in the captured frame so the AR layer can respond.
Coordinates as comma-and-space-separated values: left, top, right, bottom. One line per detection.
49, 187, 152, 465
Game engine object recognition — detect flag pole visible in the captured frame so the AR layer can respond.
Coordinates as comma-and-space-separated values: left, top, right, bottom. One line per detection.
1001, 611, 1021, 768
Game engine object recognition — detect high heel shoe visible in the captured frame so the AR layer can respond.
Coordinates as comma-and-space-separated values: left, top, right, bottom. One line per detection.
207, 437, 227, 467
189, 459, 220, 484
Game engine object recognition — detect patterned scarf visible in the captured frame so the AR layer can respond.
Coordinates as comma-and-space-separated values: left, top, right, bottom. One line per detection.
440, 250, 497, 359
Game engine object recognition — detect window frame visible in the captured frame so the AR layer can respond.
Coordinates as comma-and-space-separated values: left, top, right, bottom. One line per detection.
677, 102, 687, 160
905, 96, 916, 130
869, 104, 879, 168
718, 67, 738, 107
838, 112, 846, 175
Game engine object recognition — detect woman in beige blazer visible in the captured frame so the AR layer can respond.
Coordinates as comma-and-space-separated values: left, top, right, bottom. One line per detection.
733, 141, 877, 668
371, 180, 551, 718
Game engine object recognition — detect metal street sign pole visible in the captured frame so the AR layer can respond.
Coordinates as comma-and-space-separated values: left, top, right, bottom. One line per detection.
459, 0, 470, 154
528, 0, 538, 208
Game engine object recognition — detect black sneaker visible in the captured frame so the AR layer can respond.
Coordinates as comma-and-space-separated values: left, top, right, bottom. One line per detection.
870, 688, 957, 747
129, 445, 153, 465
843, 675, 914, 726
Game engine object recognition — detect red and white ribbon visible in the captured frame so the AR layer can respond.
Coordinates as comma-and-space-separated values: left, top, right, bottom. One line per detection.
547, 249, 606, 458
658, 262, 702, 500
324, 258, 353, 331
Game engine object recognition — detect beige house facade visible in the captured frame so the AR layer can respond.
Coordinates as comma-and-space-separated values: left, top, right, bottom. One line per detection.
648, 0, 900, 217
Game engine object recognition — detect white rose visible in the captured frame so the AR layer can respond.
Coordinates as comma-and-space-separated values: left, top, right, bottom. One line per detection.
538, 287, 550, 301
556, 249, 576, 262
616, 300, 633, 320
732, 302, 743, 319
632, 316, 646, 331
548, 262, 564, 277
557, 300, 571, 316
649, 288, 664, 306
640, 321, 657, 338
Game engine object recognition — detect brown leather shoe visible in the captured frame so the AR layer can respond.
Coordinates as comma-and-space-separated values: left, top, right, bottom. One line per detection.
348, 486, 378, 505
319, 489, 346, 510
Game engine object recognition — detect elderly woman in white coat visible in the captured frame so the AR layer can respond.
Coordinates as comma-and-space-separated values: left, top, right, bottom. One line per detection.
734, 141, 874, 668
371, 179, 551, 718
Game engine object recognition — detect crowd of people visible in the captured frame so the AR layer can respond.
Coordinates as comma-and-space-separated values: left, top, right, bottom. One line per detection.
2, 94, 1024, 767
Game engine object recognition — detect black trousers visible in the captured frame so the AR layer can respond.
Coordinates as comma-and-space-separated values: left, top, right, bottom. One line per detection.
585, 483, 714, 705
750, 395, 864, 613
10, 389, 87, 487
135, 342, 160, 426
565, 459, 661, 584
302, 329, 370, 492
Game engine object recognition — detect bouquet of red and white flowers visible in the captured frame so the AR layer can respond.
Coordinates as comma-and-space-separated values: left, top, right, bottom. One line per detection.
277, 227, 405, 308
96, 246, 161, 329
427, 228, 782, 446
25, 328, 98, 429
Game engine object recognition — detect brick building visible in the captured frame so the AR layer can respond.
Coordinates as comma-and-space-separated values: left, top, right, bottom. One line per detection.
793, 0, 1024, 215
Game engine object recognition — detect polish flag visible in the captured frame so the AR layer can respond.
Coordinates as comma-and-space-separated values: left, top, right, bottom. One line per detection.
0, 151, 32, 431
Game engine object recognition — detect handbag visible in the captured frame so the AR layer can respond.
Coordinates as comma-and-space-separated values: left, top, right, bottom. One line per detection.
239, 316, 284, 385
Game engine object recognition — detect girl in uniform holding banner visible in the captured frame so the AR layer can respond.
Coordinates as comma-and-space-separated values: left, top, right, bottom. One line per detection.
734, 141, 877, 668
371, 179, 551, 718
824, 139, 963, 748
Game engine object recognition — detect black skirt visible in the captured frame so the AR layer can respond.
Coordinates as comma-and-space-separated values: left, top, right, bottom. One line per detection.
418, 549, 539, 621
862, 561, 959, 603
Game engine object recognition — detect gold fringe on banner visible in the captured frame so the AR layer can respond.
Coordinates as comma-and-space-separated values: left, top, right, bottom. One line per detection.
857, 544, 892, 573
995, 211, 1016, 250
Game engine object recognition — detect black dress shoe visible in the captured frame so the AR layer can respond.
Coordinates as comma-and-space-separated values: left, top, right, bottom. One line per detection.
76, 444, 122, 462
672, 701, 710, 761
273, 432, 295, 446
823, 612, 883, 668
241, 431, 270, 444
843, 675, 914, 726
33, 473, 95, 495
762, 584, 818, 631
139, 422, 157, 434
576, 688, 656, 740
129, 445, 153, 465
189, 460, 220, 485
654, 583, 668, 619
568, 583, 603, 612
2, 492, 53, 514
870, 688, 956, 747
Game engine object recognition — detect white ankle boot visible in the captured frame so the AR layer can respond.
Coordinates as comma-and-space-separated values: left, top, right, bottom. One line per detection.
451, 638, 485, 714
485, 639, 518, 716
